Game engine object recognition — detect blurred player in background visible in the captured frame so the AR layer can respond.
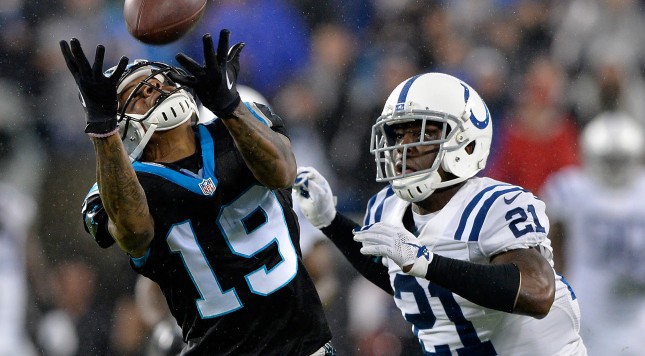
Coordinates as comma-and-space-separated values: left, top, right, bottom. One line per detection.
294, 73, 587, 355
0, 79, 45, 356
541, 111, 645, 355
60, 29, 333, 355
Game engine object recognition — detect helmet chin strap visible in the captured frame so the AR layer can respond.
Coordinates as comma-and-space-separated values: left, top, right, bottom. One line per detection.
129, 123, 158, 162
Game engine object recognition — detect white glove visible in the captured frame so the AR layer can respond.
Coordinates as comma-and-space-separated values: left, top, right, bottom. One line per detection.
353, 222, 433, 278
292, 166, 337, 229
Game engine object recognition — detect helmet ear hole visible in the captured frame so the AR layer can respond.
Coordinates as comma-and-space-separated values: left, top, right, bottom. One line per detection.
465, 141, 476, 154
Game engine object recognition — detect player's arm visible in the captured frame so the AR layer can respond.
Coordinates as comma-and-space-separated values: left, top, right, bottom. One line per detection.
170, 30, 295, 189
93, 135, 154, 257
355, 223, 555, 318
490, 247, 554, 317
293, 167, 393, 294
60, 38, 154, 258
221, 102, 296, 189
322, 214, 393, 295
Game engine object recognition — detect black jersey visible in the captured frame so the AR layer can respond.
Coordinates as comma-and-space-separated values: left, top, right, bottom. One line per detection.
82, 105, 331, 355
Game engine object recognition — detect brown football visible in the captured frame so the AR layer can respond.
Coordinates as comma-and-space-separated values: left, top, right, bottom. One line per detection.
124, 0, 207, 45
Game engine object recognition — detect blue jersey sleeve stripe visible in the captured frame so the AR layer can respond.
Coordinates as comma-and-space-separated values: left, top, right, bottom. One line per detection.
243, 102, 271, 126
558, 274, 577, 300
133, 162, 219, 196
364, 186, 395, 225
467, 187, 525, 242
374, 187, 395, 223
133, 127, 219, 196
131, 248, 151, 268
133, 162, 203, 194
198, 125, 216, 178
364, 194, 378, 225
454, 184, 508, 240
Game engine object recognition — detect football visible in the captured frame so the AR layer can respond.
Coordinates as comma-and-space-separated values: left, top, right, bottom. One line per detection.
124, 0, 208, 45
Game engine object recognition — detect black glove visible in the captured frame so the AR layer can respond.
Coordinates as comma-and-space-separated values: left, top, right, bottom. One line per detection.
169, 30, 245, 118
60, 38, 128, 136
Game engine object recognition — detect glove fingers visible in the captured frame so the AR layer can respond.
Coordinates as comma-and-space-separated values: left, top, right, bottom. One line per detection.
305, 180, 324, 198
59, 40, 79, 74
227, 42, 245, 74
167, 71, 197, 87
216, 29, 230, 64
293, 181, 310, 199
69, 38, 91, 77
175, 53, 203, 76
228, 42, 245, 59
358, 222, 398, 236
110, 56, 129, 82
353, 231, 391, 246
293, 173, 308, 188
92, 45, 105, 78
360, 245, 386, 257
201, 33, 216, 69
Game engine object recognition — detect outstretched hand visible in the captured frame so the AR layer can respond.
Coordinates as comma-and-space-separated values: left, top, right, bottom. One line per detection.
169, 29, 245, 118
292, 167, 337, 229
59, 38, 128, 136
353, 222, 433, 278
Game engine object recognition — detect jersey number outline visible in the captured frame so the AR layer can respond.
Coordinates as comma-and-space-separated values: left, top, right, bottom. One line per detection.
166, 186, 298, 318
394, 274, 494, 354
505, 204, 546, 238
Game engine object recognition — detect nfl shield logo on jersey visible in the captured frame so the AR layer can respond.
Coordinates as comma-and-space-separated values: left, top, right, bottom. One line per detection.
199, 178, 217, 196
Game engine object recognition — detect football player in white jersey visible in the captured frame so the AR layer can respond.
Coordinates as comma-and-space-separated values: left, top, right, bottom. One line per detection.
541, 111, 645, 356
294, 72, 587, 355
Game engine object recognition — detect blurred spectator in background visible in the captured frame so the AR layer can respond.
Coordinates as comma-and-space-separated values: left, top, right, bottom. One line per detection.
330, 43, 421, 212
486, 55, 580, 194
552, 0, 645, 125
290, 0, 373, 37
0, 80, 41, 355
541, 111, 645, 355
462, 46, 512, 155
36, 260, 111, 356
134, 276, 184, 356
5, 0, 645, 354
187, 0, 311, 98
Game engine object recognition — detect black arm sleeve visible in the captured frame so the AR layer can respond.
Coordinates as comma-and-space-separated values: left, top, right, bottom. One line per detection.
425, 255, 520, 313
320, 213, 393, 295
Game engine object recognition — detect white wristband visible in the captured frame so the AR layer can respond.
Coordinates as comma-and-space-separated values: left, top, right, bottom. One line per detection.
407, 254, 433, 278
88, 127, 119, 138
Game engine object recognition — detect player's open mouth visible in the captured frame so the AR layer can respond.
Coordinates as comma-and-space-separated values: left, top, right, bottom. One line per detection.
395, 162, 416, 175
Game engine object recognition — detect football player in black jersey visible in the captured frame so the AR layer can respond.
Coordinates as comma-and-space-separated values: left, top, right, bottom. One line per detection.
60, 29, 333, 355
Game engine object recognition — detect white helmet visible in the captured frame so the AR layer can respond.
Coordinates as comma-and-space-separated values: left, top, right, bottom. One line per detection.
581, 111, 645, 187
371, 73, 493, 202
105, 60, 199, 161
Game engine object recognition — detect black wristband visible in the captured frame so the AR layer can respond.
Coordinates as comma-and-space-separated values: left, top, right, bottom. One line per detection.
85, 118, 117, 135
425, 254, 520, 313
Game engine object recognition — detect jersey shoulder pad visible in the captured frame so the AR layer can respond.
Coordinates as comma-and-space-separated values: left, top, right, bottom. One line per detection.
459, 180, 548, 256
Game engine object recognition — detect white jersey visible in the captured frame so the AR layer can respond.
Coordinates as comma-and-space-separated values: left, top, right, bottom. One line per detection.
0, 182, 36, 355
541, 167, 645, 356
364, 177, 586, 356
